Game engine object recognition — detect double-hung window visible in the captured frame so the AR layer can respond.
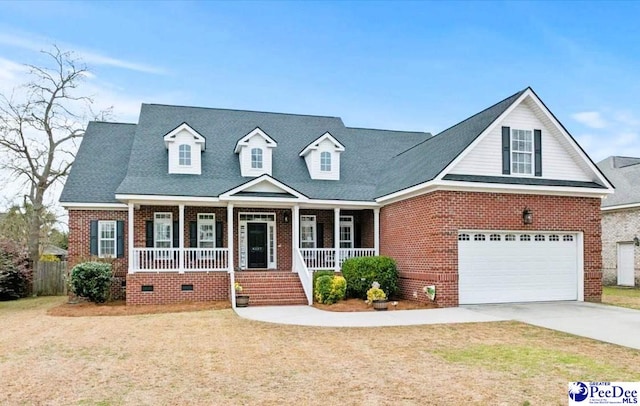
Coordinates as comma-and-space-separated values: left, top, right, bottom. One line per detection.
251, 148, 263, 169
178, 144, 191, 166
511, 129, 533, 175
339, 216, 354, 248
198, 214, 216, 249
320, 151, 332, 172
98, 221, 116, 258
300, 215, 316, 248
154, 213, 172, 258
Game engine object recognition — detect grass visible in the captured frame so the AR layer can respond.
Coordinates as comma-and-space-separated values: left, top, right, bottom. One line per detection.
1, 296, 639, 405
602, 286, 640, 310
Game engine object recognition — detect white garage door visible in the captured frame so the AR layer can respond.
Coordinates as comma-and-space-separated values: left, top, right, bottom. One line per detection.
458, 231, 579, 305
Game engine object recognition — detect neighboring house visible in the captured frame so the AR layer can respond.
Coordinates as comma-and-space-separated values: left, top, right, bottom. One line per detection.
596, 156, 640, 286
41, 245, 68, 261
60, 87, 613, 307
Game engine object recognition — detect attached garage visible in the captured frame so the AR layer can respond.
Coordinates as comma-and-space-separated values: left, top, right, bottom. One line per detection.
458, 231, 581, 305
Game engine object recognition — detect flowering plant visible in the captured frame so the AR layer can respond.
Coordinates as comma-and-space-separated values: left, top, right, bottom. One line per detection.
366, 281, 387, 302
234, 282, 243, 293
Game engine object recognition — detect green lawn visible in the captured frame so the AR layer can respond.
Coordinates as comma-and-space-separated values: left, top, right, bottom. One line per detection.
602, 286, 640, 310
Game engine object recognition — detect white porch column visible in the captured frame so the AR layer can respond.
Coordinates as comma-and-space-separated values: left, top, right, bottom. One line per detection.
292, 205, 300, 271
128, 202, 134, 274
334, 208, 340, 272
374, 208, 380, 256
227, 204, 234, 272
178, 204, 185, 273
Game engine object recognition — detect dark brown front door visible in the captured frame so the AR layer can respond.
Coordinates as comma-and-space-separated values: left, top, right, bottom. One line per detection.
248, 223, 267, 268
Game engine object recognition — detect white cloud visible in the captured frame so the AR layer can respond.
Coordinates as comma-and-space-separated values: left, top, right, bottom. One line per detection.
0, 32, 166, 75
572, 111, 607, 129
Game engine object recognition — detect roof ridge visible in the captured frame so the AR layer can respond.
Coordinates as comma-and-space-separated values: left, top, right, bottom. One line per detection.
347, 126, 431, 135
390, 88, 527, 159
142, 103, 343, 121
90, 121, 137, 126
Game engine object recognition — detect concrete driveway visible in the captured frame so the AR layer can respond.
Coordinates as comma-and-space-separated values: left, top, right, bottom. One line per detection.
464, 301, 640, 350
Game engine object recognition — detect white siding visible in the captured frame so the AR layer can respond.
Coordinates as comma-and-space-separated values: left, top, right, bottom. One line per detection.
167, 130, 202, 175
450, 99, 593, 182
304, 139, 341, 180
239, 135, 273, 177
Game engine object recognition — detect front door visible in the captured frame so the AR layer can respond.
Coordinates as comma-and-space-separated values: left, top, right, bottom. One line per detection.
617, 242, 635, 286
248, 223, 268, 268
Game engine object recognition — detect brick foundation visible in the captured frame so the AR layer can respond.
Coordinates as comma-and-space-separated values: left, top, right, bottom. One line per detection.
381, 191, 602, 308
126, 272, 230, 305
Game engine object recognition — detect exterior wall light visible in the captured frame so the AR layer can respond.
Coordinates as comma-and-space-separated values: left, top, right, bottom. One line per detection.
283, 212, 290, 224
522, 208, 533, 225
634, 236, 639, 246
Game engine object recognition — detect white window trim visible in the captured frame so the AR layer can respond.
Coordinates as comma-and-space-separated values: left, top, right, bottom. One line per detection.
251, 148, 263, 169
300, 215, 316, 248
154, 212, 173, 249
197, 213, 216, 248
178, 144, 192, 166
320, 151, 332, 172
511, 129, 534, 176
98, 220, 117, 258
339, 215, 354, 248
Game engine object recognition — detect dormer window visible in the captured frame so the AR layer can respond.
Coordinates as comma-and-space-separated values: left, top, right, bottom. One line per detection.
511, 129, 532, 175
251, 148, 263, 169
179, 144, 191, 166
163, 123, 205, 175
320, 151, 331, 172
299, 132, 345, 180
234, 127, 277, 177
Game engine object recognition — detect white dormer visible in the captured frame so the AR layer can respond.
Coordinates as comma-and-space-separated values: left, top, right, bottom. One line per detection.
163, 123, 206, 175
299, 132, 345, 180
234, 127, 277, 177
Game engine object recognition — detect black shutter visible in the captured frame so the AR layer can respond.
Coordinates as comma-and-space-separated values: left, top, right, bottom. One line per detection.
534, 129, 542, 177
89, 220, 98, 256
145, 221, 154, 248
116, 220, 125, 258
172, 221, 179, 248
317, 223, 324, 248
354, 221, 362, 249
502, 126, 511, 175
189, 221, 197, 247
216, 221, 224, 247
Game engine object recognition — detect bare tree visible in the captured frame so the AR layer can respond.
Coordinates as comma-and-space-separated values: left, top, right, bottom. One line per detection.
0, 46, 106, 263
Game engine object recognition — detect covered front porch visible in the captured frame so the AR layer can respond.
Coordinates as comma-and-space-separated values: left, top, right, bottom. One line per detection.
121, 198, 380, 306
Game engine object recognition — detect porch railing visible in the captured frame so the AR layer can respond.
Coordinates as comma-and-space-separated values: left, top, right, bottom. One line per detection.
299, 248, 376, 271
132, 248, 229, 272
293, 248, 313, 305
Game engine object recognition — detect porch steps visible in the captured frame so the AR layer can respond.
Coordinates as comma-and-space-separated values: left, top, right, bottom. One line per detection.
234, 271, 308, 306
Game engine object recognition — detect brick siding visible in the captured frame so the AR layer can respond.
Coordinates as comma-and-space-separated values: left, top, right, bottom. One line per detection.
126, 272, 230, 305
380, 191, 603, 307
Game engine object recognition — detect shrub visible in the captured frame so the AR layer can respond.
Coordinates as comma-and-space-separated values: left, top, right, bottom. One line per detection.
70, 262, 113, 303
313, 269, 334, 297
341, 256, 398, 299
329, 276, 347, 304
315, 275, 333, 304
0, 239, 30, 301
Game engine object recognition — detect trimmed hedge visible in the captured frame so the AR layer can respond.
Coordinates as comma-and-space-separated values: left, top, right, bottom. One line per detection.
70, 262, 113, 303
341, 256, 398, 299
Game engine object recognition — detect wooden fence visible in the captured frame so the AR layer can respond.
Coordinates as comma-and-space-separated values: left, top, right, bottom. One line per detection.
32, 261, 68, 296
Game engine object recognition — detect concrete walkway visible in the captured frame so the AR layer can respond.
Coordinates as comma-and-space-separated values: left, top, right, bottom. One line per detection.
234, 305, 507, 327
464, 301, 640, 350
235, 301, 640, 350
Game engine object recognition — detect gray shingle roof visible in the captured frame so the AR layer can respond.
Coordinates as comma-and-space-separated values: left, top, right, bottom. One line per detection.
60, 122, 136, 204
374, 89, 527, 197
107, 105, 429, 201
443, 174, 606, 189
597, 156, 640, 207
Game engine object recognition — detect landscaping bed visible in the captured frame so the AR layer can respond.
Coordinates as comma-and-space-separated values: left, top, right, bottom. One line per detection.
313, 298, 436, 312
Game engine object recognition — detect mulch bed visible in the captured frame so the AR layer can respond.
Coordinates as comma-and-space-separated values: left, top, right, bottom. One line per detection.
313, 298, 437, 312
47, 299, 231, 317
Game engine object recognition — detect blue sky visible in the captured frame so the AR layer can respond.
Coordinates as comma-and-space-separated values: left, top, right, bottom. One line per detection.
1, 1, 639, 209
